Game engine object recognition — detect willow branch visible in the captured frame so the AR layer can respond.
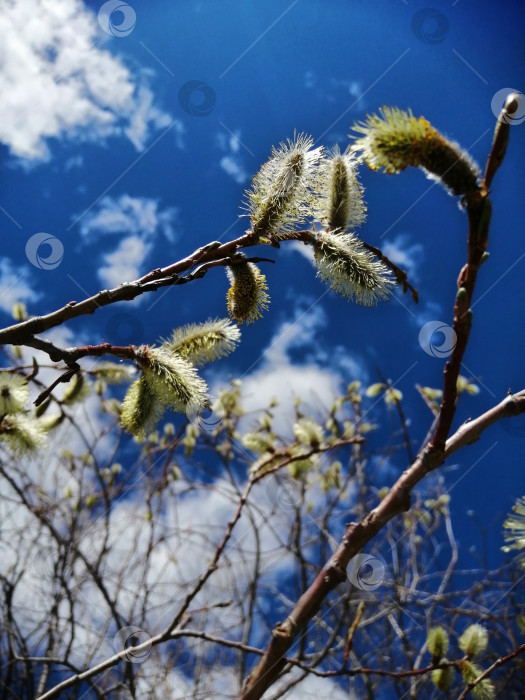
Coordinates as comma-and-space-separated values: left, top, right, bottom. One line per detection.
456, 642, 525, 699
240, 389, 525, 698
361, 241, 419, 302
428, 187, 490, 451
240, 102, 517, 695
0, 227, 412, 355
428, 95, 517, 451
34, 389, 525, 700
0, 234, 254, 347
482, 93, 519, 192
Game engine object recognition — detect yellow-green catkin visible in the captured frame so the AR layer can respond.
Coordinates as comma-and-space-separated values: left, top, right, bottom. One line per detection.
166, 318, 241, 366
245, 133, 323, 239
314, 231, 394, 305
502, 495, 525, 568
351, 107, 479, 196
226, 262, 270, 324
313, 146, 366, 232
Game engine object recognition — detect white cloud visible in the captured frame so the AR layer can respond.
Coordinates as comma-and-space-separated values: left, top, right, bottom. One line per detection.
0, 0, 178, 160
220, 155, 248, 184
64, 155, 83, 170
276, 674, 349, 699
79, 194, 178, 242
125, 85, 184, 151
0, 258, 40, 313
263, 304, 328, 367
303, 70, 316, 88
78, 194, 178, 287
99, 235, 149, 287
349, 80, 365, 106
223, 303, 368, 437
328, 77, 366, 110
285, 239, 316, 265
216, 128, 250, 184
382, 233, 424, 281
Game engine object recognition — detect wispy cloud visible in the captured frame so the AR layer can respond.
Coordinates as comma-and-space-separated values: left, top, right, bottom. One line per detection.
98, 235, 149, 288
382, 233, 424, 281
216, 128, 250, 184
79, 195, 178, 243
0, 0, 179, 160
77, 194, 179, 287
0, 259, 40, 313
216, 303, 368, 437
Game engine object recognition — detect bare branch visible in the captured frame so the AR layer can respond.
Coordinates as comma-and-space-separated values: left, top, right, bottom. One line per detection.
240, 390, 525, 698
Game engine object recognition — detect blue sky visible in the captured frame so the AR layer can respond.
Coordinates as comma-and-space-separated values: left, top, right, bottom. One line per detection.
0, 0, 524, 688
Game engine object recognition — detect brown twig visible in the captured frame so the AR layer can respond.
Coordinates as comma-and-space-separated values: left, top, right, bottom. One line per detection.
429, 95, 517, 451
361, 241, 419, 303
240, 102, 517, 700
342, 600, 365, 669
456, 642, 525, 699
240, 389, 525, 698
0, 229, 411, 356
34, 368, 79, 406
0, 234, 254, 347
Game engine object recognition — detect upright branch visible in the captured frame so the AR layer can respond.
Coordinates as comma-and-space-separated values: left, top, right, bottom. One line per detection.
429, 94, 517, 450
240, 97, 520, 699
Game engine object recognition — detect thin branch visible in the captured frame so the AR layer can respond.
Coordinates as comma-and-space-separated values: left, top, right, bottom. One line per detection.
0, 233, 254, 347
33, 368, 79, 406
239, 383, 525, 699
429, 97, 516, 452
456, 642, 525, 699
482, 93, 519, 192
361, 241, 419, 302
0, 227, 411, 360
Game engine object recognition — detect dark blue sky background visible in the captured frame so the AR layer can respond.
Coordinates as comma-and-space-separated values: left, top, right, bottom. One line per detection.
1, 0, 524, 580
